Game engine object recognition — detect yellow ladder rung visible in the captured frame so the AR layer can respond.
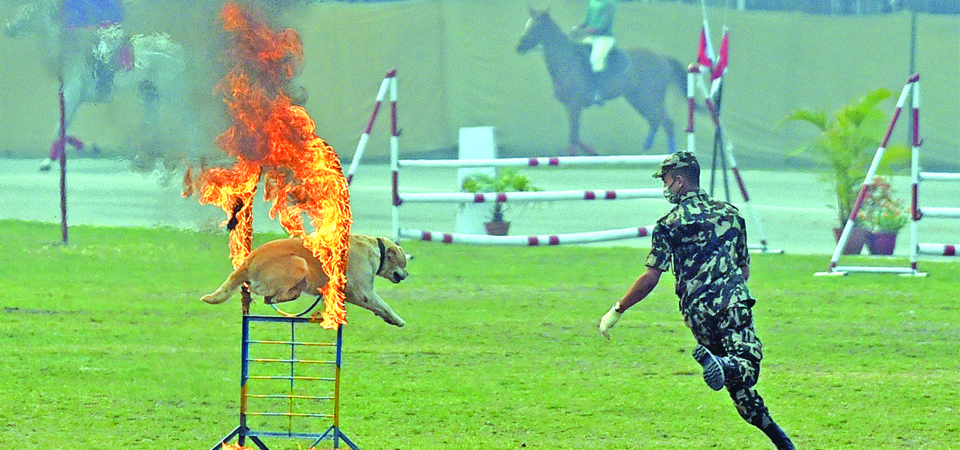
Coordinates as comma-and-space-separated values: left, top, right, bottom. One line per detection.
248, 375, 335, 381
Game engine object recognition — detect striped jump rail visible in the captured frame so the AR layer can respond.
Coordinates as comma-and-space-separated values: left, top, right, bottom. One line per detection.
917, 243, 958, 257
398, 188, 661, 205
685, 64, 780, 254
397, 154, 669, 168
389, 150, 672, 247
402, 226, 655, 246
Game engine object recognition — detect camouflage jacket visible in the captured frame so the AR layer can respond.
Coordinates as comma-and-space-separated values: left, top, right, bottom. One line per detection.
645, 189, 752, 316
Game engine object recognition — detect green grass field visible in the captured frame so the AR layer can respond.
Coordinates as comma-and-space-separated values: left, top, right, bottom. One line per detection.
1, 220, 957, 449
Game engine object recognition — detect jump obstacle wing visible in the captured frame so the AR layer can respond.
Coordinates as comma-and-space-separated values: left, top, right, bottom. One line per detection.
686, 28, 781, 254
818, 74, 921, 276
346, 68, 398, 185
818, 74, 960, 276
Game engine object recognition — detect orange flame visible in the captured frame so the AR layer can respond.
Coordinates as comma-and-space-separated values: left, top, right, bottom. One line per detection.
184, 2, 352, 328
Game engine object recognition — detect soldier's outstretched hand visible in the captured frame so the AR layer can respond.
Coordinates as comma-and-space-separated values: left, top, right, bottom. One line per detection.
599, 305, 622, 339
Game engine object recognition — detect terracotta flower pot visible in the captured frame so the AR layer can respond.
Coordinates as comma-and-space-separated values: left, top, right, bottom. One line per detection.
484, 220, 511, 236
867, 231, 898, 255
833, 226, 869, 255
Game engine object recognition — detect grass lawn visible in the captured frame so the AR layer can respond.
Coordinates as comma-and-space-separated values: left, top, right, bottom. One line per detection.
0, 220, 957, 449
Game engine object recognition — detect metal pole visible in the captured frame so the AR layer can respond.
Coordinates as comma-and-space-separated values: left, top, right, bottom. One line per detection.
333, 324, 343, 449
57, 0, 68, 245
58, 76, 68, 244
240, 315, 251, 447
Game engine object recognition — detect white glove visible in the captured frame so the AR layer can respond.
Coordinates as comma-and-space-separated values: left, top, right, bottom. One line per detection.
599, 305, 623, 339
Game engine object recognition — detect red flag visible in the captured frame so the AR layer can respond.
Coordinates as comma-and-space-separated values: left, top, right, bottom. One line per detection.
711, 32, 729, 80
697, 28, 713, 68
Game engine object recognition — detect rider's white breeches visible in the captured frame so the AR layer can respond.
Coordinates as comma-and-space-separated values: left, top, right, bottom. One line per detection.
583, 36, 615, 72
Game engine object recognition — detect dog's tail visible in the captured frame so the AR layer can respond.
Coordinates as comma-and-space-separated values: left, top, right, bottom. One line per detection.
200, 269, 245, 304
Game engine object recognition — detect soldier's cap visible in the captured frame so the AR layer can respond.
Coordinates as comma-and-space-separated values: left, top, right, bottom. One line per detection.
652, 151, 699, 178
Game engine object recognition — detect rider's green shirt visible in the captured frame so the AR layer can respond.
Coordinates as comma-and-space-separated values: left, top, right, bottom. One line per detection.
581, 0, 616, 36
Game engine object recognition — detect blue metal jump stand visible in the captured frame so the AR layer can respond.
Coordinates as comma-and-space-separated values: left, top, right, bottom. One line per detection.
211, 308, 360, 450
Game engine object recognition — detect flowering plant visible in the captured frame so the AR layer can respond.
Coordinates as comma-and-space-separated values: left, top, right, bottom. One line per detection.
858, 177, 910, 233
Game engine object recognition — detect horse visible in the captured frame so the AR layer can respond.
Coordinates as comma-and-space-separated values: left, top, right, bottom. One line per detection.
4, 1, 187, 171
517, 8, 686, 156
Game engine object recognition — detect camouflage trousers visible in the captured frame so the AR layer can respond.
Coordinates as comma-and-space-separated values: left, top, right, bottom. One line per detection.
684, 302, 773, 428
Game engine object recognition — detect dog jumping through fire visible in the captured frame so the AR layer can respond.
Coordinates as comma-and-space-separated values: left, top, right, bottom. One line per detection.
200, 234, 407, 327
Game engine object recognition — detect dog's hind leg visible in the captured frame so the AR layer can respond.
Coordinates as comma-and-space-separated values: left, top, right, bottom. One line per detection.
200, 270, 246, 304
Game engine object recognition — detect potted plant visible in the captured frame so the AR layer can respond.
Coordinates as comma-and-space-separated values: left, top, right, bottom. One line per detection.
778, 87, 908, 254
461, 169, 540, 236
859, 176, 910, 255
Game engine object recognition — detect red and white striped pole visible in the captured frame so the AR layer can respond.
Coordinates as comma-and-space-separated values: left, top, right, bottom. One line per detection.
404, 226, 656, 246
907, 73, 922, 272
917, 243, 958, 256
827, 74, 918, 273
346, 68, 396, 185
685, 64, 778, 253
685, 64, 698, 153
389, 69, 401, 242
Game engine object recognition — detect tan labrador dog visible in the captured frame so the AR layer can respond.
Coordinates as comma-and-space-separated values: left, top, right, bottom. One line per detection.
201, 234, 407, 327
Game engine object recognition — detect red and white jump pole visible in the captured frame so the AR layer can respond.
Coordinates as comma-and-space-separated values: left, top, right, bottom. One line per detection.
389, 154, 669, 246
398, 154, 669, 168
346, 68, 397, 185
916, 243, 958, 256
405, 226, 655, 246
685, 64, 780, 254
915, 171, 960, 257
821, 74, 923, 275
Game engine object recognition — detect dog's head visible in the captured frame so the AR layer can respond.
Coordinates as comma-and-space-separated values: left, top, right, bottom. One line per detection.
377, 238, 408, 284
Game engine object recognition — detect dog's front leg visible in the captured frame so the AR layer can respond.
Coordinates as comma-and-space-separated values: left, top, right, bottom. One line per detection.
350, 291, 405, 327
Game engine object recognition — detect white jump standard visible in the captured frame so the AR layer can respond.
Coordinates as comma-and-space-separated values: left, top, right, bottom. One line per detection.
821, 73, 959, 276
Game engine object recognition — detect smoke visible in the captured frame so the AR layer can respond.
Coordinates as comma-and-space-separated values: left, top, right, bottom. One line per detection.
3, 0, 318, 176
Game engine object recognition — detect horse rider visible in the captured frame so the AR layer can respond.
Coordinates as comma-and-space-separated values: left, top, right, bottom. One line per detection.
571, 0, 616, 104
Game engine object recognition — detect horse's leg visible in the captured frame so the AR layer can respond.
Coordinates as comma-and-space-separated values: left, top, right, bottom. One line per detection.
565, 104, 597, 156
662, 116, 677, 153
566, 105, 582, 156
642, 125, 659, 152
623, 89, 675, 153
641, 117, 676, 153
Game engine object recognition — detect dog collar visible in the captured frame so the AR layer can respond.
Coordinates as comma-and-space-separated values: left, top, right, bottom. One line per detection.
376, 238, 387, 275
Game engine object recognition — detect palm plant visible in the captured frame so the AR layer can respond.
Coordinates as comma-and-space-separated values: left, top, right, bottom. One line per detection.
779, 88, 908, 228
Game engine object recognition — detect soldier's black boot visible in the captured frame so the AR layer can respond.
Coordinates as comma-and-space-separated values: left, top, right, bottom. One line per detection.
761, 420, 795, 450
692, 345, 732, 390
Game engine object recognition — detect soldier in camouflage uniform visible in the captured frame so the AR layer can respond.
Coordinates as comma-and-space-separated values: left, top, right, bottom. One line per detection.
598, 152, 795, 449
